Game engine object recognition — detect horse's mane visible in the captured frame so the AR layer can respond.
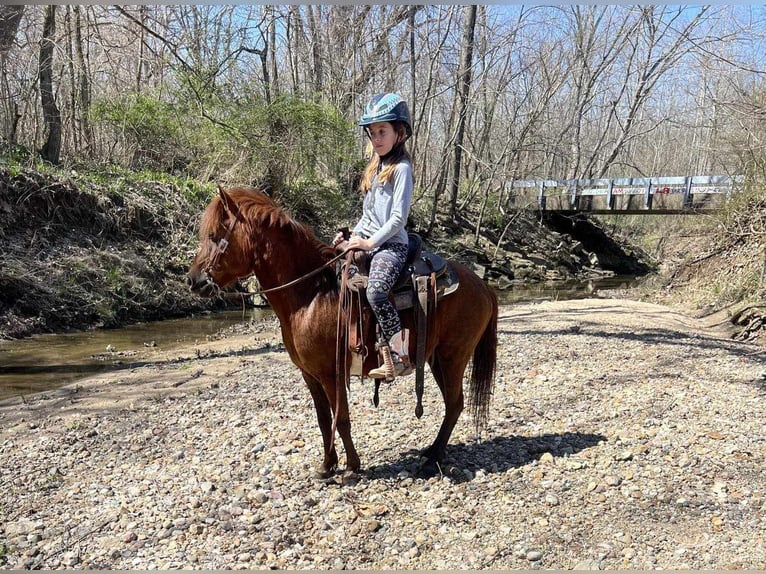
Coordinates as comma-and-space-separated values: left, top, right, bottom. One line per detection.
201, 186, 337, 262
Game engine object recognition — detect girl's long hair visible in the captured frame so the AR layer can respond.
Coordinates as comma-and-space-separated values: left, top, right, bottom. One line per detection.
359, 121, 412, 194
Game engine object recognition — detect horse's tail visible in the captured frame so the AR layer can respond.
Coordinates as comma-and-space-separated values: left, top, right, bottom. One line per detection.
469, 287, 498, 432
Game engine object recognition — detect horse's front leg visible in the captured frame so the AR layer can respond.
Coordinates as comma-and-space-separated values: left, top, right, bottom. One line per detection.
327, 380, 362, 472
302, 373, 338, 478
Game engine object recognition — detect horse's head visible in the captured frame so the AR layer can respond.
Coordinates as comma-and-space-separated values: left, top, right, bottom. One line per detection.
187, 185, 252, 297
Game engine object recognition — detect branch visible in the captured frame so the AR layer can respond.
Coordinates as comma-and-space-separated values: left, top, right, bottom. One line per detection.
112, 5, 193, 74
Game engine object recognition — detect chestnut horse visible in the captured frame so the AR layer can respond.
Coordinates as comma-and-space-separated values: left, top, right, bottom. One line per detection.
187, 186, 498, 477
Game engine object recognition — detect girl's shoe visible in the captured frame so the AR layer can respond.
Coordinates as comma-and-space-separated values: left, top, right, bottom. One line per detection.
369, 329, 412, 379
368, 351, 412, 379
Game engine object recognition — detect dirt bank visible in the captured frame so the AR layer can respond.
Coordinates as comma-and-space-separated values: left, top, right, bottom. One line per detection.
0, 167, 226, 339
2, 297, 765, 570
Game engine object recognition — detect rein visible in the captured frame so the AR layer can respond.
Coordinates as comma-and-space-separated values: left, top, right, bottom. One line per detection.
217, 248, 351, 300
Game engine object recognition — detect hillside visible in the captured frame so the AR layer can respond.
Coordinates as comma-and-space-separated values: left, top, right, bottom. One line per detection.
599, 189, 766, 344
0, 166, 224, 338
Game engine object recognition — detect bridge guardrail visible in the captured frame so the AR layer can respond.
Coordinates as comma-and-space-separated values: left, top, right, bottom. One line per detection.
506, 175, 745, 213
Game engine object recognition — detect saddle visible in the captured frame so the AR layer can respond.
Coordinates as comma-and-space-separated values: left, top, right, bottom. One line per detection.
338, 232, 459, 417
344, 233, 458, 306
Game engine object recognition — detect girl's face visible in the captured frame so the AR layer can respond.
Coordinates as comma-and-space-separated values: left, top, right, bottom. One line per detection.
367, 122, 398, 157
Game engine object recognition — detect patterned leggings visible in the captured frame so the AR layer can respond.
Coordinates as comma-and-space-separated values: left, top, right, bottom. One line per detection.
366, 242, 408, 342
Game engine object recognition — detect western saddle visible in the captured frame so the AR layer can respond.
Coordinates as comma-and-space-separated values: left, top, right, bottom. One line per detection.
338, 232, 459, 417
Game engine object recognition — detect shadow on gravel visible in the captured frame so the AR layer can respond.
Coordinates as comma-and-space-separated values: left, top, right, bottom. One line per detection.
365, 431, 605, 483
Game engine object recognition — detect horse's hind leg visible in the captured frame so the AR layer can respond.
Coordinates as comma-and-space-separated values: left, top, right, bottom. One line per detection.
422, 349, 470, 465
302, 374, 338, 478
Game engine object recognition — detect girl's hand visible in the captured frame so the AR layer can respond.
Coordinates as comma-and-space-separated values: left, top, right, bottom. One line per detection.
332, 231, 345, 247
347, 235, 373, 252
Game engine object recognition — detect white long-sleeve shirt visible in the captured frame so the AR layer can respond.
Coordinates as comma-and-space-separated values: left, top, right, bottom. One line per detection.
353, 160, 413, 248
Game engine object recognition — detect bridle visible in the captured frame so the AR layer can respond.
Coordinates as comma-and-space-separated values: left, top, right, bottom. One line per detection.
201, 185, 351, 299
204, 185, 242, 278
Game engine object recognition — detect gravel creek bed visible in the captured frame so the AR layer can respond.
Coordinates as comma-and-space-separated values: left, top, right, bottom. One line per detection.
2, 297, 766, 570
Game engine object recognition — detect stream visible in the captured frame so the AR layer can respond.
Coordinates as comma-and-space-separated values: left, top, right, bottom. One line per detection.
0, 276, 637, 401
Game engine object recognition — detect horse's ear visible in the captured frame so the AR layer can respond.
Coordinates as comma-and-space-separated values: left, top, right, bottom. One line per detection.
217, 183, 237, 214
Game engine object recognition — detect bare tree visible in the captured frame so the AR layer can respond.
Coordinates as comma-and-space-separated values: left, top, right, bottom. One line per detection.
72, 6, 92, 151
0, 5, 23, 52
0, 5, 24, 147
39, 4, 61, 164
593, 6, 714, 177
448, 5, 477, 219
0, 3, 761, 199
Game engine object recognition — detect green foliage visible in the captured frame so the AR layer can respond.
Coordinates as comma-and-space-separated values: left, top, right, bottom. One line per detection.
407, 186, 433, 231
0, 146, 62, 177
279, 177, 357, 241
267, 95, 357, 176
64, 162, 214, 211
215, 91, 358, 187
91, 89, 359, 195
91, 92, 193, 173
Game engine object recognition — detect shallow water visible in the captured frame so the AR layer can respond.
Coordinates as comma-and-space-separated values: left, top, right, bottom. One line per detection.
0, 276, 638, 401
0, 309, 272, 401
494, 274, 637, 304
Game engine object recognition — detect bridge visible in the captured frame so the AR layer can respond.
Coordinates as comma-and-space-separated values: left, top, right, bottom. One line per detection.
506, 175, 744, 214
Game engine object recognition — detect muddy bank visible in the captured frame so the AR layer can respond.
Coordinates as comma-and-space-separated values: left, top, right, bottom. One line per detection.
2, 298, 765, 569
0, 167, 227, 339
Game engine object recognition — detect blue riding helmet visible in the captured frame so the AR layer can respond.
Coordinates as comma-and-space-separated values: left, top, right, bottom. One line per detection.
358, 93, 412, 138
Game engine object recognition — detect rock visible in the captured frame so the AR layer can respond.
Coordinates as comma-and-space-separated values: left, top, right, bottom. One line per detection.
545, 493, 560, 506
539, 452, 555, 464
574, 559, 602, 570
615, 450, 633, 461
5, 519, 40, 538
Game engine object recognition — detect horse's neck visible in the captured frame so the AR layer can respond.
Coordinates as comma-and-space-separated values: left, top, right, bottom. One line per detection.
251, 229, 334, 314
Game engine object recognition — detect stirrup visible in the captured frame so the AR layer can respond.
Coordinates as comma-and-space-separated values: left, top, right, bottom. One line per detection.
395, 355, 414, 377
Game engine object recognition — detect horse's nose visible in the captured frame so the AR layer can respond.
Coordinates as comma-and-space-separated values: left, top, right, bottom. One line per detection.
187, 269, 217, 297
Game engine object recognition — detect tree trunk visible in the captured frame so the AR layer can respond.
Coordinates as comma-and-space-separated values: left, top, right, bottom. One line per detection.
268, 6, 279, 99
307, 5, 323, 93
73, 6, 92, 151
448, 5, 477, 219
0, 5, 23, 148
135, 6, 146, 92
39, 5, 62, 164
409, 6, 416, 140
0, 5, 23, 53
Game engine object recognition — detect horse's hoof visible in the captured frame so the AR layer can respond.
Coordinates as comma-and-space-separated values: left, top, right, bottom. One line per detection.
314, 466, 337, 480
340, 469, 361, 486
417, 457, 442, 478
421, 446, 444, 464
